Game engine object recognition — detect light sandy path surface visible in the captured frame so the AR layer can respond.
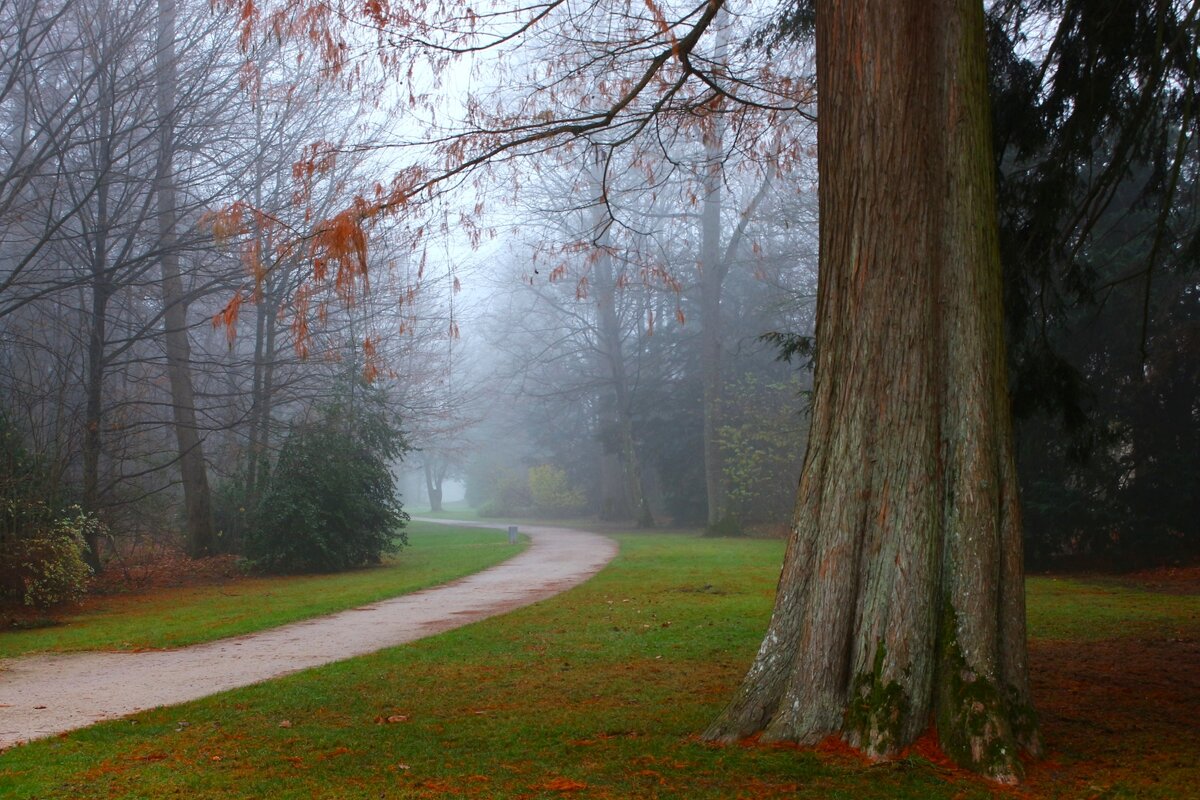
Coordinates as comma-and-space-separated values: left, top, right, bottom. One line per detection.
0, 520, 617, 750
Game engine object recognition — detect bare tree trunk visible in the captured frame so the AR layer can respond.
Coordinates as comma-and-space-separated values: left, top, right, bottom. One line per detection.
706, 0, 1039, 781
596, 444, 632, 520
593, 229, 654, 528
697, 218, 726, 530
156, 0, 214, 556
245, 100, 272, 500
80, 58, 115, 573
423, 460, 445, 512
583, 149, 654, 527
82, 184, 110, 573
247, 284, 268, 498
697, 41, 729, 531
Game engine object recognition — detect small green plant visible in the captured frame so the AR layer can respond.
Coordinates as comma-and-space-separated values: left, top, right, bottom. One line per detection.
19, 506, 96, 608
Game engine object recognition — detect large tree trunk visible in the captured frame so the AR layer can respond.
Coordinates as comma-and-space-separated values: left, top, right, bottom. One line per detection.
156, 0, 215, 556
705, 0, 1039, 781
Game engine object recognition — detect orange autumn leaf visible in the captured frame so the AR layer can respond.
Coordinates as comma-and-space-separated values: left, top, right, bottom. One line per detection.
541, 777, 587, 792
212, 292, 243, 345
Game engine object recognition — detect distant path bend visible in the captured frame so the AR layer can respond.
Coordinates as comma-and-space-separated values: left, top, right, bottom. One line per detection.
0, 520, 617, 750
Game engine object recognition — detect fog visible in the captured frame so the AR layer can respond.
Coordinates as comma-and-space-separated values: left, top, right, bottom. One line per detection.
2, 0, 1195, 566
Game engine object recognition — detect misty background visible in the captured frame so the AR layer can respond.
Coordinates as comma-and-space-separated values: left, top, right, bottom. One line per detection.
1, 0, 1195, 588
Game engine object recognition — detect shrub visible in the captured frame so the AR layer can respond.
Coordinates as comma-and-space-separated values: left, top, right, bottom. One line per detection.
718, 375, 809, 526
476, 466, 533, 517
244, 384, 409, 573
1, 417, 95, 611
1, 503, 96, 610
528, 464, 587, 517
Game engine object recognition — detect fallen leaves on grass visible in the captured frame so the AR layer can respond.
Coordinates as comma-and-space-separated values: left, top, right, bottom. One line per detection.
1024, 635, 1200, 795
541, 776, 589, 792
90, 551, 243, 594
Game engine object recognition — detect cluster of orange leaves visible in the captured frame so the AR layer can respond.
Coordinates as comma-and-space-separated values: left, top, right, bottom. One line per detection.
292, 140, 339, 204
311, 207, 370, 299
221, 0, 353, 78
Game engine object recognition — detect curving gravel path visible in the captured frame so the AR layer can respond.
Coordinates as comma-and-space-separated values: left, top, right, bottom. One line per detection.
0, 520, 617, 750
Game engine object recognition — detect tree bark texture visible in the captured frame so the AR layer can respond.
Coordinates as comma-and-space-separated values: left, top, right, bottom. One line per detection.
705, 0, 1039, 781
156, 0, 215, 556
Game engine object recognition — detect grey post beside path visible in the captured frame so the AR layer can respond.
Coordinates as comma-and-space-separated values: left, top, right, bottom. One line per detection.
0, 520, 617, 750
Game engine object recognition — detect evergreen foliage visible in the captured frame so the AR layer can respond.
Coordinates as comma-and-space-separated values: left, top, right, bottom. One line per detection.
987, 0, 1200, 566
244, 381, 409, 574
718, 375, 809, 526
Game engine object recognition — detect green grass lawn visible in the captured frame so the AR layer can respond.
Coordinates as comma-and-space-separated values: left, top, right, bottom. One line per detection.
0, 522, 525, 659
407, 502, 601, 529
1025, 574, 1200, 641
3, 531, 1196, 799
406, 500, 483, 521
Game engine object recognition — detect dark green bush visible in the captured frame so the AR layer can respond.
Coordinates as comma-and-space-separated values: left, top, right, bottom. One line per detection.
244, 384, 409, 573
1, 505, 96, 608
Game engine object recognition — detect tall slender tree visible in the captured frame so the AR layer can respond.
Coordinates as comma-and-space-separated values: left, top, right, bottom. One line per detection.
156, 0, 215, 556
